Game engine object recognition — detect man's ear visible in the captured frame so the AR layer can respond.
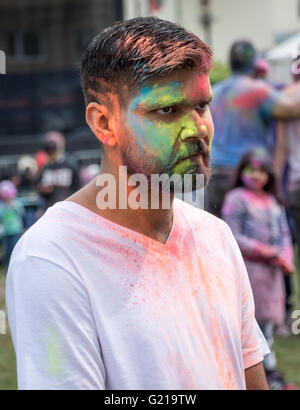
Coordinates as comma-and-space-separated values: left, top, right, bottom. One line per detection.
86, 102, 117, 147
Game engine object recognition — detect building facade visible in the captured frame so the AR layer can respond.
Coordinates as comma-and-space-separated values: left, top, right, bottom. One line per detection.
1, 0, 299, 142
0, 0, 123, 140
123, 0, 300, 63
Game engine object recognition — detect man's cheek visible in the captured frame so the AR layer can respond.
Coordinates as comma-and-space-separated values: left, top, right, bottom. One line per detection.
208, 123, 214, 147
127, 115, 175, 159
205, 112, 214, 147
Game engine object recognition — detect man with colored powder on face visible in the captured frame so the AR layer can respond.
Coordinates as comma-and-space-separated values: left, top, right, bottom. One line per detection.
207, 40, 300, 218
6, 17, 270, 390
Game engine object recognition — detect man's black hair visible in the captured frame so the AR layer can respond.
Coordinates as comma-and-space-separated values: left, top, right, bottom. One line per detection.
230, 40, 256, 73
81, 16, 212, 106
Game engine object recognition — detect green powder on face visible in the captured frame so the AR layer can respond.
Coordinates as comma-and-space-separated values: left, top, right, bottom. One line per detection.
126, 82, 202, 173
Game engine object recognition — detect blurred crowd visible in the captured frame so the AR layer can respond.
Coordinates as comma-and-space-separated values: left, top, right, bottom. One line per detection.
206, 40, 300, 390
0, 130, 100, 271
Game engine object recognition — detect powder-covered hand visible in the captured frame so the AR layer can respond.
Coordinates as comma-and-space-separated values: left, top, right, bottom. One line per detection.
258, 244, 280, 260
273, 256, 295, 275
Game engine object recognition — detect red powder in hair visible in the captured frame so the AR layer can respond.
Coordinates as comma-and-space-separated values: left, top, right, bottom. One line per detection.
186, 74, 211, 101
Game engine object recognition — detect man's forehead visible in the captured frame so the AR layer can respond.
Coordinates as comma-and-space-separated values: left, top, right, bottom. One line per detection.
128, 71, 212, 108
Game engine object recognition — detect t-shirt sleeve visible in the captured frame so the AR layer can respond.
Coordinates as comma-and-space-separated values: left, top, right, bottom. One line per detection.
221, 220, 270, 370
6, 245, 106, 390
241, 269, 270, 370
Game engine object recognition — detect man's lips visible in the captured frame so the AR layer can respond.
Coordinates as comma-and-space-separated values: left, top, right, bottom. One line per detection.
172, 138, 211, 169
175, 151, 210, 167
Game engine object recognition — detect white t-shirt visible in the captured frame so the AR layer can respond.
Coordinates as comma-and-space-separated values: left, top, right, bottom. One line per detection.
6, 199, 269, 390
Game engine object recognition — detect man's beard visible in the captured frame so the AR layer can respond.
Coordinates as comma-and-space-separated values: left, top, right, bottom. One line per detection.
120, 139, 211, 194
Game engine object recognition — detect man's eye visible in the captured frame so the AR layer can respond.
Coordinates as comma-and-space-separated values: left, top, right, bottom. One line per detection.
197, 102, 209, 111
156, 107, 176, 115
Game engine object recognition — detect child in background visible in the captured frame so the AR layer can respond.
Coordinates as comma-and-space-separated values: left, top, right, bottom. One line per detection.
222, 149, 296, 390
0, 180, 25, 271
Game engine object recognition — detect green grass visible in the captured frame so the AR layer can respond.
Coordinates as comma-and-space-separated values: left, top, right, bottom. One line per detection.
0, 267, 299, 390
275, 262, 300, 387
0, 272, 17, 390
275, 336, 300, 386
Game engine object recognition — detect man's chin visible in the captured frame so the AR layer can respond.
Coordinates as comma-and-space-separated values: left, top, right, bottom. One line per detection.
185, 162, 211, 189
162, 166, 211, 194
185, 169, 211, 193
201, 166, 212, 188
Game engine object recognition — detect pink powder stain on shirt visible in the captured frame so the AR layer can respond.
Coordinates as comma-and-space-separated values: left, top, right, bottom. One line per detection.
49, 201, 261, 388
169, 274, 237, 389
232, 88, 269, 110
166, 351, 202, 390
195, 255, 238, 389
115, 212, 239, 389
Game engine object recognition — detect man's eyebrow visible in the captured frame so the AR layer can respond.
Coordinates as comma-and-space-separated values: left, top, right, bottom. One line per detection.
196, 94, 213, 103
136, 96, 184, 110
138, 94, 213, 110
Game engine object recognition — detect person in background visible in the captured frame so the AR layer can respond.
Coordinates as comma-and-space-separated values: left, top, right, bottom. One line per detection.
207, 40, 300, 218
13, 156, 42, 229
35, 142, 50, 175
0, 180, 25, 271
222, 149, 296, 390
13, 156, 38, 192
253, 58, 270, 80
38, 131, 80, 211
253, 59, 294, 331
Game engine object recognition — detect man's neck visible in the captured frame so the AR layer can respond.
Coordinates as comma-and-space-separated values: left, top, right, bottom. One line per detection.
67, 160, 175, 244
91, 199, 174, 244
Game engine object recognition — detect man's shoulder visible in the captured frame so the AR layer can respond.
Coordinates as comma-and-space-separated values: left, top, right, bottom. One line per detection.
9, 202, 86, 265
236, 76, 275, 96
212, 74, 252, 89
212, 75, 270, 105
212, 76, 233, 94
174, 197, 229, 233
175, 199, 243, 268
283, 81, 300, 98
7, 203, 94, 293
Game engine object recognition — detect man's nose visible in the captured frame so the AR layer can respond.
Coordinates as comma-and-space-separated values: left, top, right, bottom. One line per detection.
179, 116, 208, 143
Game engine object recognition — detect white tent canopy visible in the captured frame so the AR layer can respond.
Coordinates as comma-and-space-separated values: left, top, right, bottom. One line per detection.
265, 32, 300, 61
264, 32, 300, 84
